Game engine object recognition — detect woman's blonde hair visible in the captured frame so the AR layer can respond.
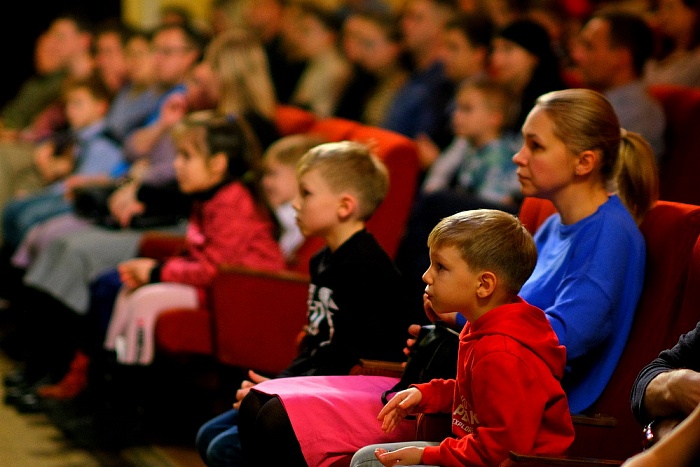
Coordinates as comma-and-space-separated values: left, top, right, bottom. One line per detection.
536, 88, 659, 224
206, 28, 277, 119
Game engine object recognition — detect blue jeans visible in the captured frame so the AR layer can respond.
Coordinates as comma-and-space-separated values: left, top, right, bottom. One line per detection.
196, 408, 244, 466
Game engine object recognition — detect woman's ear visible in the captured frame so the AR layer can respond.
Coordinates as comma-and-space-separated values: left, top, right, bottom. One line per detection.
575, 149, 598, 176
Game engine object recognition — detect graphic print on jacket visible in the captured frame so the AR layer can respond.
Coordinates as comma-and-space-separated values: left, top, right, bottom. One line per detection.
305, 284, 337, 350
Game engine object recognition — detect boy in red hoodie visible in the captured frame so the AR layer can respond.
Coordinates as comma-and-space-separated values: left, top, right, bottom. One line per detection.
351, 209, 574, 467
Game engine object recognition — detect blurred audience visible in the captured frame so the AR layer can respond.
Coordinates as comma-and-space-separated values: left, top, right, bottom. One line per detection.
571, 9, 666, 158
644, 0, 700, 87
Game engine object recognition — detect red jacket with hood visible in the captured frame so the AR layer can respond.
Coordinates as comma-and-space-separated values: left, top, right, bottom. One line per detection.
415, 298, 574, 466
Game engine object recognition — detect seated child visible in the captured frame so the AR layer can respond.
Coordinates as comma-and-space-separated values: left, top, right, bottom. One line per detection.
103, 114, 285, 366
1, 74, 126, 251
396, 77, 522, 315
260, 133, 327, 262
196, 141, 413, 466
351, 209, 574, 467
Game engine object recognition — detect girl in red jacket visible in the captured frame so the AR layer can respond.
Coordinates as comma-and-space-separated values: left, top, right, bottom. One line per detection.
104, 114, 285, 365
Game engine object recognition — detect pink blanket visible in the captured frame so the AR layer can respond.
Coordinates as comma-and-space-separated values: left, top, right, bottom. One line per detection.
254, 375, 418, 467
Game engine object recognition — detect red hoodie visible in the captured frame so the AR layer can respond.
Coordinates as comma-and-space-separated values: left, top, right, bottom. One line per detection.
414, 298, 574, 466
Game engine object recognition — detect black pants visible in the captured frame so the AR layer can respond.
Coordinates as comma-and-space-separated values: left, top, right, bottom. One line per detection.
238, 389, 307, 466
20, 287, 90, 384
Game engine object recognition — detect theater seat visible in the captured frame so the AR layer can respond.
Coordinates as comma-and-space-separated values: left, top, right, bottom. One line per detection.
648, 84, 700, 206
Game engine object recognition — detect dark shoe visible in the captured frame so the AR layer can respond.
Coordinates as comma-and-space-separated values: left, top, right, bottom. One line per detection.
3, 369, 27, 388
4, 375, 50, 406
13, 390, 45, 413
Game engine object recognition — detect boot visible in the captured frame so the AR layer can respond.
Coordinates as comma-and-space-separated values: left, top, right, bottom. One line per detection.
36, 351, 89, 400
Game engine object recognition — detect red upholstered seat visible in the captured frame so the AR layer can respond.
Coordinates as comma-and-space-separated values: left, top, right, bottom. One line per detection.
648, 84, 700, 206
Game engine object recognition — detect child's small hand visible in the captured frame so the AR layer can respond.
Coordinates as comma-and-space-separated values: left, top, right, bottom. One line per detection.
108, 182, 145, 227
233, 370, 270, 409
377, 387, 422, 433
118, 258, 157, 290
160, 92, 188, 128
374, 446, 425, 466
415, 133, 440, 170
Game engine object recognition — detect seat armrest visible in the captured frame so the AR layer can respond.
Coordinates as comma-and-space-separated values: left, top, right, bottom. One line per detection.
571, 414, 617, 427
356, 359, 404, 375
502, 452, 623, 466
138, 232, 186, 260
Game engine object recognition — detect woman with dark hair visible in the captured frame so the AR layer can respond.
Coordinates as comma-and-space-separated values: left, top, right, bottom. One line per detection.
488, 18, 566, 134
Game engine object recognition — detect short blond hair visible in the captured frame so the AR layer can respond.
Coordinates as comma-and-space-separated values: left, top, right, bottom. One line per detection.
264, 134, 327, 167
428, 209, 537, 295
296, 141, 389, 221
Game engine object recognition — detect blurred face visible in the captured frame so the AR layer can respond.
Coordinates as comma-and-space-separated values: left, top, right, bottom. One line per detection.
64, 87, 108, 130
401, 0, 445, 52
241, 0, 283, 40
293, 168, 340, 238
341, 14, 364, 63
655, 0, 697, 42
512, 106, 576, 199
441, 28, 485, 82
423, 245, 479, 316
185, 61, 219, 111
451, 87, 494, 139
353, 18, 402, 73
173, 133, 223, 193
489, 37, 538, 90
34, 33, 63, 75
125, 36, 155, 85
94, 32, 128, 93
262, 157, 299, 208
570, 18, 620, 89
151, 28, 199, 86
47, 18, 90, 67
296, 13, 335, 58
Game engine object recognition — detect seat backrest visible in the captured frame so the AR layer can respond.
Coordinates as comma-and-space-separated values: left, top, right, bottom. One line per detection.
569, 200, 700, 460
648, 84, 700, 206
517, 197, 557, 235
275, 104, 317, 136
669, 234, 700, 348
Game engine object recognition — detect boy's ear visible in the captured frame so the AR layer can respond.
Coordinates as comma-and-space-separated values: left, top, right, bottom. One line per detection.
337, 193, 357, 221
210, 151, 229, 176
476, 271, 497, 298
575, 149, 598, 176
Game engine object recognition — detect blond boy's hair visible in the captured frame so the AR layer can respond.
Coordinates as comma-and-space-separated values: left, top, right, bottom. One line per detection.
428, 209, 537, 295
264, 134, 327, 167
297, 141, 389, 221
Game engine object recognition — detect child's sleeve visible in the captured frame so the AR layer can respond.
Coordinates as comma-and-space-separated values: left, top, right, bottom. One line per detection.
160, 184, 280, 287
413, 379, 457, 414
